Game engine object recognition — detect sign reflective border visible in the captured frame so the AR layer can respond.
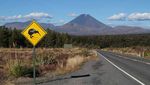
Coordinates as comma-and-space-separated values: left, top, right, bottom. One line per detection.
21, 20, 47, 46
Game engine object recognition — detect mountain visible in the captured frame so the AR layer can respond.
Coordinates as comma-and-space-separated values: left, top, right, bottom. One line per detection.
3, 14, 150, 35
55, 14, 150, 35
4, 21, 55, 29
111, 26, 150, 34
55, 14, 113, 35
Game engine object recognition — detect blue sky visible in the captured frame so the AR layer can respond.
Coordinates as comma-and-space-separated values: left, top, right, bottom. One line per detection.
0, 0, 150, 28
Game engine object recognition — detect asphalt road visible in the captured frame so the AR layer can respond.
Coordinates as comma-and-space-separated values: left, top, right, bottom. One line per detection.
38, 50, 150, 85
99, 51, 150, 85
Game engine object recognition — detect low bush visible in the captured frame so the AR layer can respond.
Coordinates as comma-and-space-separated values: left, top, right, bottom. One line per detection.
8, 60, 40, 78
81, 49, 91, 57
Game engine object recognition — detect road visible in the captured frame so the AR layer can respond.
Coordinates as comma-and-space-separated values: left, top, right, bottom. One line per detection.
39, 50, 150, 85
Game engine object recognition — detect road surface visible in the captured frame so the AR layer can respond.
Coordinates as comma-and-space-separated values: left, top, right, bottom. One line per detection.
38, 50, 150, 85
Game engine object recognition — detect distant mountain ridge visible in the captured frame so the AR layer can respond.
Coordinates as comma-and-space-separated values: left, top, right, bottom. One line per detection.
4, 21, 55, 29
112, 26, 150, 34
3, 14, 150, 35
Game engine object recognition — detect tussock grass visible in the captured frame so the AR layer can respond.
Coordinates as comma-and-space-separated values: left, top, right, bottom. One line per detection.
55, 55, 85, 75
103, 47, 150, 59
66, 55, 85, 69
0, 48, 98, 85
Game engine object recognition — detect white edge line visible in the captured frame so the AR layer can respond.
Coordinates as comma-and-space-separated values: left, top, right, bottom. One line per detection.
97, 52, 145, 85
109, 52, 150, 65
118, 55, 150, 65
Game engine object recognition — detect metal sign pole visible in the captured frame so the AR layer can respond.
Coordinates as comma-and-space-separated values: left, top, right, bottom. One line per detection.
33, 46, 36, 85
21, 20, 47, 85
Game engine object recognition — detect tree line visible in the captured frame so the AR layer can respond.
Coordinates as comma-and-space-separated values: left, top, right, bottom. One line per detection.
0, 26, 150, 48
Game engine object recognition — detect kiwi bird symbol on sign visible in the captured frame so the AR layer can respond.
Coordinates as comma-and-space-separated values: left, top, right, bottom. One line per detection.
21, 20, 47, 46
28, 28, 41, 38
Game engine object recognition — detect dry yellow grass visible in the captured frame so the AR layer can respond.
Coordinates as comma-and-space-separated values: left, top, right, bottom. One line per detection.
56, 55, 85, 75
0, 48, 98, 85
103, 47, 150, 59
52, 49, 98, 76
54, 57, 85, 76
66, 55, 84, 69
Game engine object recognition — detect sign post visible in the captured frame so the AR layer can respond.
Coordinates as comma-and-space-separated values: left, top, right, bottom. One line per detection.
33, 46, 36, 85
21, 20, 47, 85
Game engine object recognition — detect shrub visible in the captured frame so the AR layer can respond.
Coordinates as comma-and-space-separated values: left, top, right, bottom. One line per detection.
9, 62, 25, 77
10, 65, 40, 78
145, 52, 150, 57
81, 49, 90, 57
36, 53, 57, 65
8, 60, 40, 78
25, 67, 40, 78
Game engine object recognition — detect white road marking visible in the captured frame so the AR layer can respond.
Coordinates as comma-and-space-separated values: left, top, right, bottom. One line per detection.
107, 52, 150, 65
114, 54, 150, 65
146, 63, 150, 65
97, 52, 145, 85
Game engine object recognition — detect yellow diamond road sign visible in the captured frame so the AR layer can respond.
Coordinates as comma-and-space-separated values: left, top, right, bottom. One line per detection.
21, 20, 47, 46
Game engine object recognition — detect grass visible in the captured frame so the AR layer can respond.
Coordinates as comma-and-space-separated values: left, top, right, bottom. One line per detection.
0, 48, 98, 85
103, 47, 150, 59
55, 55, 85, 75
145, 51, 150, 56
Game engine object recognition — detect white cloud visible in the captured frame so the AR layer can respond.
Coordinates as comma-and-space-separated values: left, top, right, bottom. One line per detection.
68, 13, 78, 17
0, 12, 52, 21
108, 12, 150, 21
108, 13, 126, 20
128, 13, 150, 21
51, 19, 66, 26
6, 15, 22, 20
0, 16, 6, 20
24, 12, 52, 19
59, 19, 65, 23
